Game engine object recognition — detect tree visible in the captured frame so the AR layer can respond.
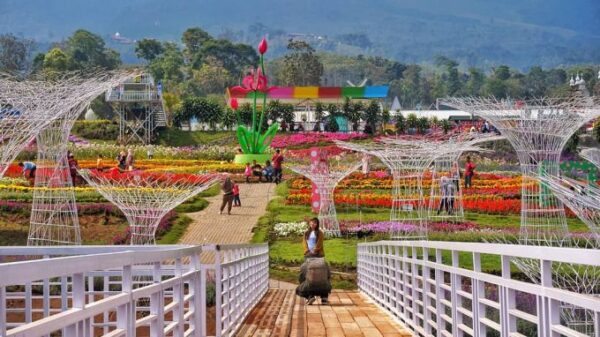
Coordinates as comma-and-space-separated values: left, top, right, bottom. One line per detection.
135, 39, 164, 62
350, 102, 364, 131
465, 68, 485, 96
436, 56, 461, 96
363, 101, 380, 134
0, 33, 34, 73
182, 27, 212, 55
400, 65, 422, 108
280, 40, 323, 86
314, 102, 324, 131
406, 113, 418, 131
198, 98, 224, 131
237, 103, 253, 126
66, 29, 121, 70
416, 116, 430, 134
265, 100, 283, 121
148, 43, 184, 82
493, 65, 511, 81
190, 58, 232, 95
43, 48, 68, 72
221, 108, 237, 130
381, 109, 391, 125
281, 104, 295, 125
341, 97, 353, 119
441, 119, 452, 134
395, 114, 406, 134
194, 39, 258, 76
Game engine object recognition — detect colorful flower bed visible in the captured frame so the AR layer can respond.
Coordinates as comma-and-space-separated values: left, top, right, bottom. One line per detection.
285, 171, 577, 216
270, 132, 367, 148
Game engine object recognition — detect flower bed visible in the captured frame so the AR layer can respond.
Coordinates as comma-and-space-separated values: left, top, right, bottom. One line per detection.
270, 132, 367, 148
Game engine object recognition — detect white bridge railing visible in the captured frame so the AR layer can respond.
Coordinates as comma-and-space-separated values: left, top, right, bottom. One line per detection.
358, 241, 600, 337
0, 243, 268, 337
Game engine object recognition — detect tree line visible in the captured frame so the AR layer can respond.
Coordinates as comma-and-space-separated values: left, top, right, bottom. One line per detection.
1, 27, 598, 114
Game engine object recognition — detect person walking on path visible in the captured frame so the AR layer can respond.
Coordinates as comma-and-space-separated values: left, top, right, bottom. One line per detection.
464, 155, 476, 188
219, 177, 234, 215
232, 182, 241, 207
272, 149, 284, 184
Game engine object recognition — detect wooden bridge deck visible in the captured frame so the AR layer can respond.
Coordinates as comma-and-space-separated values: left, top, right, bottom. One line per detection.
236, 289, 413, 337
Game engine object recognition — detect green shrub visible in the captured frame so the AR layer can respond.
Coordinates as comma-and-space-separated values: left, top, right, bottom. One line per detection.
72, 120, 119, 140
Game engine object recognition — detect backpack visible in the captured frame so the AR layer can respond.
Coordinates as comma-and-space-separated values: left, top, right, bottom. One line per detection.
305, 258, 329, 287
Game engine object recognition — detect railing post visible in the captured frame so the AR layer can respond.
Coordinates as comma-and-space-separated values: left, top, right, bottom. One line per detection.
450, 250, 461, 337
435, 249, 444, 337
401, 246, 409, 322
540, 259, 560, 337
191, 254, 203, 337
499, 255, 516, 337
472, 252, 486, 337
215, 248, 223, 337
117, 265, 134, 337
411, 246, 419, 329
65, 272, 85, 337
150, 262, 165, 337
422, 247, 432, 335
174, 257, 184, 337
0, 286, 6, 337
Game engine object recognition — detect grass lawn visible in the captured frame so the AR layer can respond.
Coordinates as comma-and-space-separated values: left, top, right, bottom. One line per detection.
156, 129, 236, 147
257, 178, 591, 286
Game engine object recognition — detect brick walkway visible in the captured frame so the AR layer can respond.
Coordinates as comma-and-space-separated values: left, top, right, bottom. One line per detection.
236, 290, 413, 337
178, 182, 276, 245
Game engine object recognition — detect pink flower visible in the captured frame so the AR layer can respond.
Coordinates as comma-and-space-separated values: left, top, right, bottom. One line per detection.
258, 38, 268, 55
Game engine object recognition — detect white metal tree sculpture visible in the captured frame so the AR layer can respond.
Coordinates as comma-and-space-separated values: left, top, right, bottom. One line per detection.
79, 169, 220, 245
27, 72, 134, 246
534, 174, 600, 335
580, 148, 600, 169
336, 140, 440, 239
425, 134, 503, 222
0, 78, 69, 177
442, 96, 600, 245
287, 148, 362, 236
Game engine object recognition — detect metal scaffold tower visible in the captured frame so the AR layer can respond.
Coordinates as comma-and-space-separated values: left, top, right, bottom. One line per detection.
28, 72, 133, 246
337, 139, 440, 239
105, 73, 166, 145
79, 169, 220, 245
442, 96, 600, 245
287, 147, 362, 236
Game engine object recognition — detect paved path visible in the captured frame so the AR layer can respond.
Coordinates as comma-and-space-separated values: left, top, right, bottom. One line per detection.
236, 290, 413, 337
179, 182, 276, 245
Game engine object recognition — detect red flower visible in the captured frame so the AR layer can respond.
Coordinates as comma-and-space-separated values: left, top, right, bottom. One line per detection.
230, 98, 239, 110
258, 38, 268, 55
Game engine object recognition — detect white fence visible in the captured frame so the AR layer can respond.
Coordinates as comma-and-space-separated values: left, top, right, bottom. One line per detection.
0, 243, 268, 337
357, 241, 600, 337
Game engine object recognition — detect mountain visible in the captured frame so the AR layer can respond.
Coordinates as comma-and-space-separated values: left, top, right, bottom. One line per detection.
1, 0, 599, 69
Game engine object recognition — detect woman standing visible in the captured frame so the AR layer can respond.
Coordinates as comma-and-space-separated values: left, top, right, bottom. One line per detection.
219, 177, 234, 215
303, 218, 324, 258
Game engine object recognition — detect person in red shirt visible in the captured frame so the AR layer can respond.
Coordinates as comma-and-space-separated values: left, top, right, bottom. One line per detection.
272, 149, 284, 184
464, 156, 476, 188
232, 183, 241, 207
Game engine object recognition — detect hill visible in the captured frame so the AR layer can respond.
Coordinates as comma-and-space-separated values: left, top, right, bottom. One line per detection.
1, 0, 599, 68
